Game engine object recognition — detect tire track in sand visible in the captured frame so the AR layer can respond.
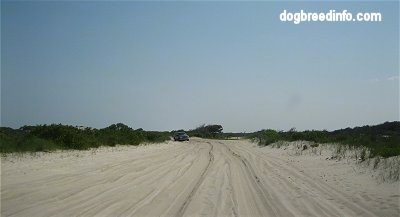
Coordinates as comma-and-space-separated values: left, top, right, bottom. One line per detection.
3, 139, 397, 217
229, 141, 383, 217
219, 141, 290, 217
176, 142, 214, 217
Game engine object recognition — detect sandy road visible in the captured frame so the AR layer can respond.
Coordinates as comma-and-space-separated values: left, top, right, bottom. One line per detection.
2, 138, 399, 217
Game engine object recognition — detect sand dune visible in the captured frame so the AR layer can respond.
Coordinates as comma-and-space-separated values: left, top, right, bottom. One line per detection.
2, 138, 399, 216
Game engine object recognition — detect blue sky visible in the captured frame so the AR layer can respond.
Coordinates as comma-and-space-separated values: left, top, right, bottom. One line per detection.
1, 1, 399, 132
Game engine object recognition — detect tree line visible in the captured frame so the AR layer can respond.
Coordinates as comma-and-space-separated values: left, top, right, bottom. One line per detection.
2, 121, 399, 158
0, 123, 170, 153
186, 124, 224, 138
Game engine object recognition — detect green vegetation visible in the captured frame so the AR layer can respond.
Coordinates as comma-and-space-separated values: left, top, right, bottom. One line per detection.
248, 121, 400, 158
186, 124, 224, 139
0, 123, 170, 153
2, 121, 399, 159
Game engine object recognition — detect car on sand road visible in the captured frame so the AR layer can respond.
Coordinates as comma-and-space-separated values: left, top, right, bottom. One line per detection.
173, 132, 189, 141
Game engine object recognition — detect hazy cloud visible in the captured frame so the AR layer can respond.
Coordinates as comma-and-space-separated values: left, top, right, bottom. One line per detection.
387, 76, 399, 81
367, 76, 399, 83
368, 78, 380, 83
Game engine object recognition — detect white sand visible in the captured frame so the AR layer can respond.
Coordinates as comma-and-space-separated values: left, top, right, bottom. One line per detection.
1, 138, 399, 217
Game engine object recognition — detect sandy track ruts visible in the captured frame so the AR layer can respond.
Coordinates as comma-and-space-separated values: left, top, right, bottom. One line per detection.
2, 138, 399, 217
176, 142, 214, 217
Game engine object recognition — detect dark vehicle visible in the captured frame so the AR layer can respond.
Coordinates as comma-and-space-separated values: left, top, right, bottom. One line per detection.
173, 131, 189, 141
